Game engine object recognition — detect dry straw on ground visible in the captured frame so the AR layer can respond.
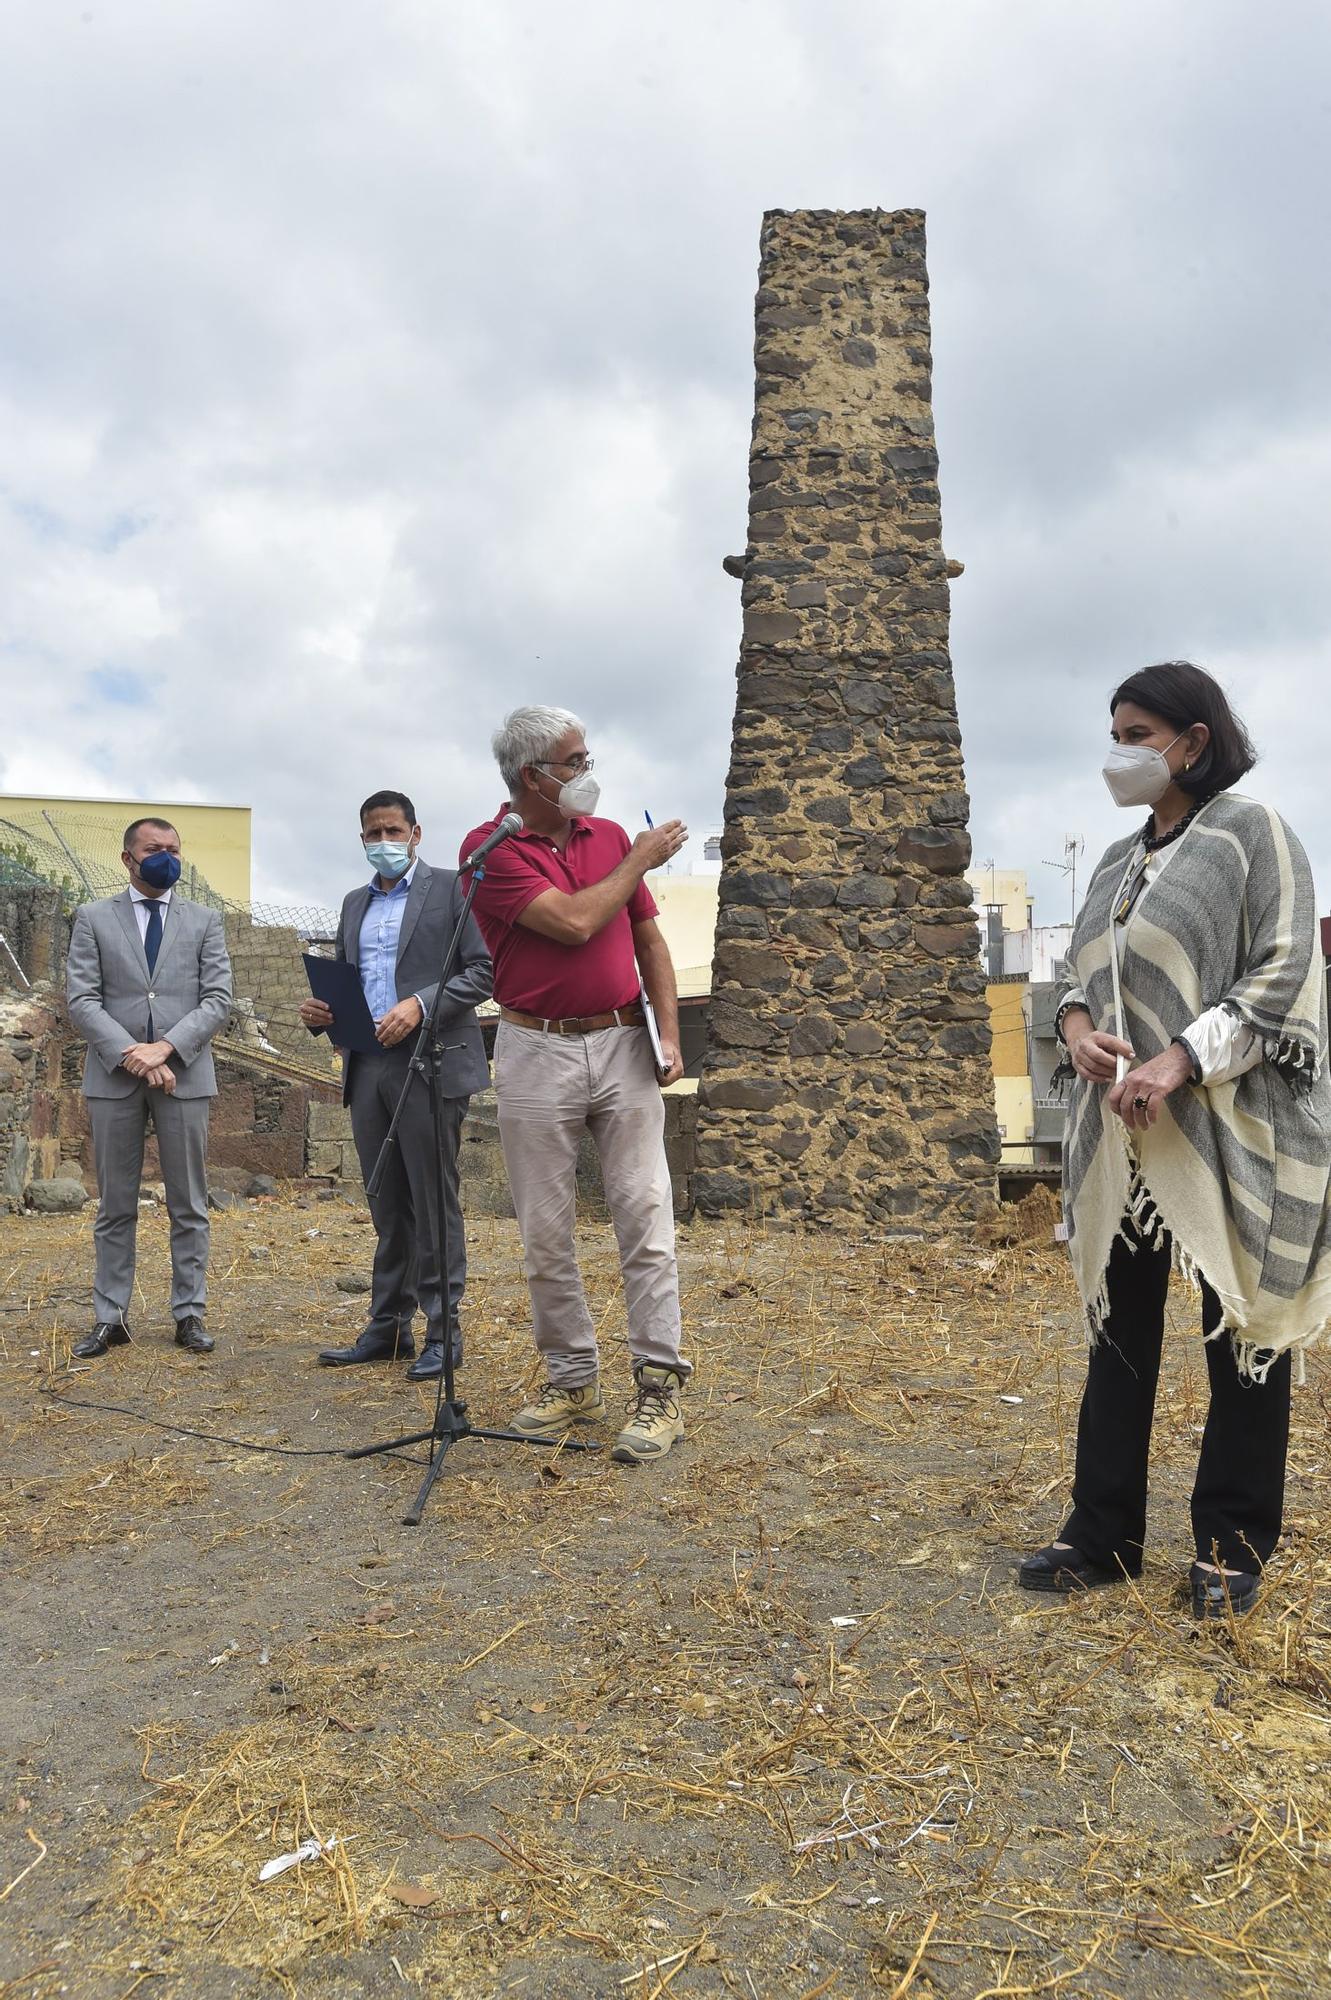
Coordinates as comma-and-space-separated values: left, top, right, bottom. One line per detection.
1, 1190, 1328, 1997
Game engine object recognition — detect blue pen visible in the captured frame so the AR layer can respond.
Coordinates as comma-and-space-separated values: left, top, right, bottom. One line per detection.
644, 812, 654, 828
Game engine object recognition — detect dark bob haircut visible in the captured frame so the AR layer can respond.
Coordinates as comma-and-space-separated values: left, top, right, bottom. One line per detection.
1110, 660, 1257, 797
359, 790, 417, 828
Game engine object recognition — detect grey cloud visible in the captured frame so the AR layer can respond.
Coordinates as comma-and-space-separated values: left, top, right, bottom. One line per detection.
1, 0, 1329, 925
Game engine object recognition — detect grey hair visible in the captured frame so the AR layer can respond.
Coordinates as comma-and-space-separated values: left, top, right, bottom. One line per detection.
493, 705, 585, 797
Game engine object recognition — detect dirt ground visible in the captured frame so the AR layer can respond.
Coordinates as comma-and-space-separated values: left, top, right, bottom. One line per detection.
1, 1192, 1329, 2000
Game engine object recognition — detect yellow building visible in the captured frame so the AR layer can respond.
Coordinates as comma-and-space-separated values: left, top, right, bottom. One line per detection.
985, 980, 1028, 1080
639, 872, 722, 1091
985, 978, 1034, 1168
0, 794, 252, 904
645, 872, 720, 1000
966, 865, 1032, 934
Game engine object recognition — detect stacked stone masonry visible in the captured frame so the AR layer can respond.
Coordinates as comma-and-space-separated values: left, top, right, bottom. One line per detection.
1, 986, 74, 1203
695, 208, 1000, 1228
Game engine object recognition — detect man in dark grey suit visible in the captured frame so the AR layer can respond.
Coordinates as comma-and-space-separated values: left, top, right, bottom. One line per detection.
301, 790, 491, 1380
65, 816, 233, 1358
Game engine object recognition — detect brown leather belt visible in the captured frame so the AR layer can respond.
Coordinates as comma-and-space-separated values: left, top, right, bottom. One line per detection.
499, 1003, 645, 1036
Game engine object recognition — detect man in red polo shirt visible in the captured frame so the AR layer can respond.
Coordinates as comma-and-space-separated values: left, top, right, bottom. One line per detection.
461, 705, 692, 1464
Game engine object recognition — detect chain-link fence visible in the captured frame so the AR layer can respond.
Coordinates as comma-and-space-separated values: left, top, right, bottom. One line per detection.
0, 813, 342, 1085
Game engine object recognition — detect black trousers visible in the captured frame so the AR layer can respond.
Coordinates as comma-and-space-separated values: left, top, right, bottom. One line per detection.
1061, 1222, 1291, 1575
347, 1045, 468, 1353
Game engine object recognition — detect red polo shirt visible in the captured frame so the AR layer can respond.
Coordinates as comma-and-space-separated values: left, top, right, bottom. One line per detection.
461, 807, 658, 1018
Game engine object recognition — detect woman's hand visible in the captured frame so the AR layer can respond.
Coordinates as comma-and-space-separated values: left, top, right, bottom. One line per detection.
1065, 1010, 1135, 1085
1106, 1044, 1195, 1130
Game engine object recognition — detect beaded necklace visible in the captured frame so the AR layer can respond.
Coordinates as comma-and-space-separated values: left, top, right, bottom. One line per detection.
1141, 791, 1218, 854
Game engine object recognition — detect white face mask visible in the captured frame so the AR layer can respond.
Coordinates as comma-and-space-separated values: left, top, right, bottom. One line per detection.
551, 770, 601, 818
1102, 732, 1187, 809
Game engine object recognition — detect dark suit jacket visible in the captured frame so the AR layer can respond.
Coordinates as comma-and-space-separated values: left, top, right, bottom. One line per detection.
326, 860, 492, 1104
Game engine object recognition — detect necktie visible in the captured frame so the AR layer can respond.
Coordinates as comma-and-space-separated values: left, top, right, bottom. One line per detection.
143, 900, 164, 972
143, 902, 163, 1042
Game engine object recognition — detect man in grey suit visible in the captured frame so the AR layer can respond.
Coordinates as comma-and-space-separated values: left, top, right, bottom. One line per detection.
65, 816, 233, 1358
300, 790, 491, 1380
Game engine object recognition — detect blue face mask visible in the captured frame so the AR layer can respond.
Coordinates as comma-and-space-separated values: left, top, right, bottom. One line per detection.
138, 850, 181, 891
365, 841, 413, 880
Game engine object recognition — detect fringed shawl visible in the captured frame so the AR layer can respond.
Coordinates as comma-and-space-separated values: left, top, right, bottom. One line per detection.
1058, 792, 1331, 1378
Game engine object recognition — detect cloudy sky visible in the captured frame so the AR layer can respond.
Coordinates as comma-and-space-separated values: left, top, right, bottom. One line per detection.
2, 0, 1328, 924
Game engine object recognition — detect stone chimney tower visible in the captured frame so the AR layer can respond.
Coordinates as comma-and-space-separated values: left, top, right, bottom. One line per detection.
694, 208, 999, 1228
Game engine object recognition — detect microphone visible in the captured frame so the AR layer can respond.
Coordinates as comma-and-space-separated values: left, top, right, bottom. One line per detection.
463, 811, 524, 870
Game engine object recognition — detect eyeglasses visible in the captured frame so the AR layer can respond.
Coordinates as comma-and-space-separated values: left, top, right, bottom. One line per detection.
538, 755, 595, 775
1114, 857, 1149, 925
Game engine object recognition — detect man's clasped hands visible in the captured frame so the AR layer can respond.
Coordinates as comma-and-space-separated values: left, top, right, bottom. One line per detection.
121, 1040, 178, 1092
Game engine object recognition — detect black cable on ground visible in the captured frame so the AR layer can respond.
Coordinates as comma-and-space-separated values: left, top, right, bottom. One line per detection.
37, 1379, 428, 1464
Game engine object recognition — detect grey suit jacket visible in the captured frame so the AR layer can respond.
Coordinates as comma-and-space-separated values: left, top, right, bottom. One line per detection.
329, 860, 492, 1104
66, 892, 234, 1099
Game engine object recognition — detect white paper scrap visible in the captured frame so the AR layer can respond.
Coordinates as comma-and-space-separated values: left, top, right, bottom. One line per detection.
259, 1835, 344, 1882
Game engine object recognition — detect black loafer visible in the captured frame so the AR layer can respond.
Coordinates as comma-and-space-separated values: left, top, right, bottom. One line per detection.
174, 1316, 215, 1354
404, 1341, 464, 1382
1017, 1542, 1129, 1593
318, 1329, 417, 1366
1190, 1562, 1260, 1620
71, 1321, 131, 1359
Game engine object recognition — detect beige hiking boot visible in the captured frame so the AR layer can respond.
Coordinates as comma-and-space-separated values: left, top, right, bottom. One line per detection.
611, 1365, 685, 1466
508, 1377, 605, 1438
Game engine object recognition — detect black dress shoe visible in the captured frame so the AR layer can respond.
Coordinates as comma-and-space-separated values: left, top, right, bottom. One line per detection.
318, 1328, 417, 1367
1190, 1562, 1260, 1620
404, 1341, 464, 1381
71, 1321, 131, 1359
174, 1316, 215, 1353
1017, 1542, 1130, 1593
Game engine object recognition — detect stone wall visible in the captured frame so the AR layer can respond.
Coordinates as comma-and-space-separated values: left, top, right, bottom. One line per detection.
224, 911, 342, 1078
209, 1056, 338, 1187
307, 1097, 363, 1183
0, 882, 71, 986
695, 208, 999, 1229
1, 985, 80, 1202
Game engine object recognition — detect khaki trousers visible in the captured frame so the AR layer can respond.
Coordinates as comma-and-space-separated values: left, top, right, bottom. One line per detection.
494, 1020, 688, 1387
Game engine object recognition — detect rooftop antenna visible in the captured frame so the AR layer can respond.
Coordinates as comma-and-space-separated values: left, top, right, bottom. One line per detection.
1041, 835, 1084, 924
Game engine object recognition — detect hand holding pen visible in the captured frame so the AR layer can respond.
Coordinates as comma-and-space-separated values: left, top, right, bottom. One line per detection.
632, 809, 686, 870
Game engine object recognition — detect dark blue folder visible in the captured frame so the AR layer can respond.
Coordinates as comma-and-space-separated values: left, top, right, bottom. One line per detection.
301, 955, 381, 1056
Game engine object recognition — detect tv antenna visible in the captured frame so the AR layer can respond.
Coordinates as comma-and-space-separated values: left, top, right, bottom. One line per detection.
1041, 835, 1084, 923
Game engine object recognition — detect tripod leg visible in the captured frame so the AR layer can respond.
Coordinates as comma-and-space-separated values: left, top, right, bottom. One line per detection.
403, 1431, 457, 1526
345, 1427, 439, 1460
466, 1428, 599, 1450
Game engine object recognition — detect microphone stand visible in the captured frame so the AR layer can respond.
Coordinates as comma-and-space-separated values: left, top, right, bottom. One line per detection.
345, 863, 595, 1525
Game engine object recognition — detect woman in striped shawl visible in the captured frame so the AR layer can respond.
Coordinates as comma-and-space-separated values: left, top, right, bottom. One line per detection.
1019, 662, 1330, 1619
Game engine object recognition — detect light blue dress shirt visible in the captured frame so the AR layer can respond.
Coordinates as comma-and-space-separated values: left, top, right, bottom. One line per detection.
358, 860, 420, 1022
